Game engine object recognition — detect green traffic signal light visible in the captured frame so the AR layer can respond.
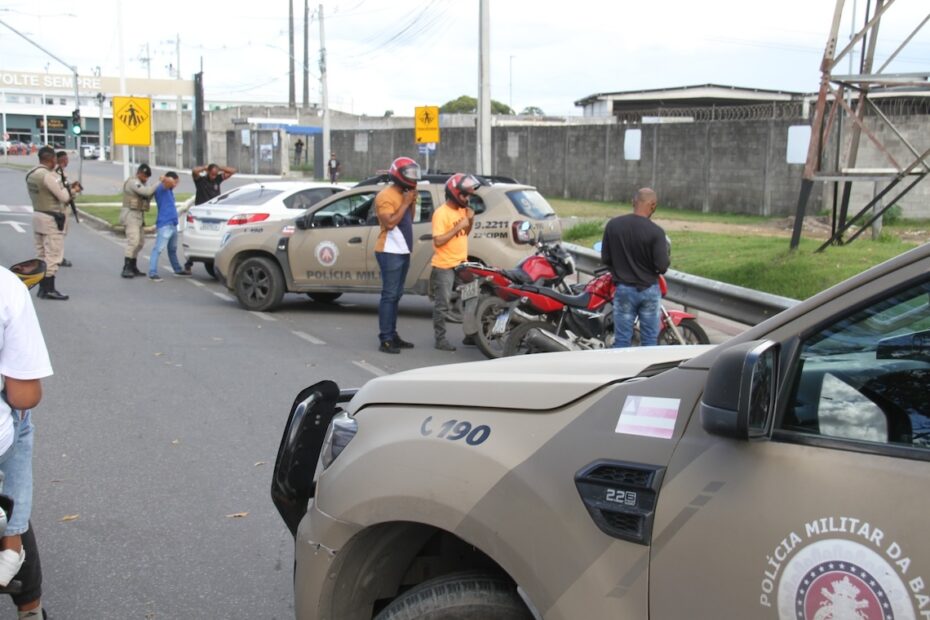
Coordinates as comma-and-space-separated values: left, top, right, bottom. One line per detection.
70, 109, 81, 135
71, 124, 82, 135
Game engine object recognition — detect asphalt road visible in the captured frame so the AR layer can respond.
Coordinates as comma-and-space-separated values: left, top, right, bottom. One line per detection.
0, 160, 741, 619
0, 170, 492, 619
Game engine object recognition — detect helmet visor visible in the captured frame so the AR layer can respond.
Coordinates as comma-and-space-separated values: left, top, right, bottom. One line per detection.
400, 163, 422, 182
456, 174, 482, 195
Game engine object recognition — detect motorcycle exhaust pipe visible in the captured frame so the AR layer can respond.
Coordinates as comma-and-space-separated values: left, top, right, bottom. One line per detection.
525, 327, 577, 353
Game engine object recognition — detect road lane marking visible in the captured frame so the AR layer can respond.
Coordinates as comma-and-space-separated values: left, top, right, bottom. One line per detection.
187, 279, 205, 287
212, 292, 235, 302
250, 311, 277, 322
0, 221, 26, 233
352, 360, 387, 377
293, 330, 325, 345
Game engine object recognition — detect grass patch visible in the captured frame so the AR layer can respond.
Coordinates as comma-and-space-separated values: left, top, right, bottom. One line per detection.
76, 192, 193, 204
562, 220, 604, 242
79, 206, 158, 227
564, 227, 917, 300
548, 197, 773, 225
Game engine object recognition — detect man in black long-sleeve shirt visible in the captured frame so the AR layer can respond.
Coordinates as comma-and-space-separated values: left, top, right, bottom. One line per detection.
600, 188, 670, 347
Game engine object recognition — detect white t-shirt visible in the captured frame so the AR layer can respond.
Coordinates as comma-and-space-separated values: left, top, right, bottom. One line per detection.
0, 267, 53, 454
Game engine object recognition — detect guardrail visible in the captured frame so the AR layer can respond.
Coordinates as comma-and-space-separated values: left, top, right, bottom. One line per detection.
562, 242, 799, 326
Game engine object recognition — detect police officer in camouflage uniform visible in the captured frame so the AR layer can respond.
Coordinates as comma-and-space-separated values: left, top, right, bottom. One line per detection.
120, 164, 156, 278
26, 146, 81, 300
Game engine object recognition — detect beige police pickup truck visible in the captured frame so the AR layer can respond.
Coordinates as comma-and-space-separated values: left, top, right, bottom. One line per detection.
213, 173, 562, 311
272, 241, 930, 619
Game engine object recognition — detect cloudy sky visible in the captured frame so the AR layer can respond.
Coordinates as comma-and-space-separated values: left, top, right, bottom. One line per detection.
0, 0, 927, 116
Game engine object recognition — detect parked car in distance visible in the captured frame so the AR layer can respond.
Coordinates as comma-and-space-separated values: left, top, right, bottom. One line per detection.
81, 144, 100, 159
213, 173, 563, 311
271, 236, 930, 620
182, 181, 347, 278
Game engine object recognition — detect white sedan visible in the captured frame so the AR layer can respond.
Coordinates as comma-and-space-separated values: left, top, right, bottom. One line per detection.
182, 181, 346, 277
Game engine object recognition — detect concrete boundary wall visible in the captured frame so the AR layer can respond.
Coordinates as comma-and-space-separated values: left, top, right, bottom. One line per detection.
331, 115, 929, 217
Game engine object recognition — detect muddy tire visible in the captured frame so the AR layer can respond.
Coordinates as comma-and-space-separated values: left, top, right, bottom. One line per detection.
234, 257, 285, 311
374, 571, 532, 620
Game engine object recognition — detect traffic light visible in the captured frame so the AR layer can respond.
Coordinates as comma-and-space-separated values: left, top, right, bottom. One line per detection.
70, 109, 82, 135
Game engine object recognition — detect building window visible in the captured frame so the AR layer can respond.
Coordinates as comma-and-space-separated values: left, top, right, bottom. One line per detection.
59, 98, 66, 105
45, 98, 54, 105
6, 95, 19, 103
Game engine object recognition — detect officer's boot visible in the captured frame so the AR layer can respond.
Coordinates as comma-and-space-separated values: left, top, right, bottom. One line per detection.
121, 257, 135, 278
131, 259, 145, 277
36, 277, 49, 299
41, 276, 69, 301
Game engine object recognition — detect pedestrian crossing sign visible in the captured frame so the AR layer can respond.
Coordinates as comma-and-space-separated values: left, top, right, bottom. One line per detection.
113, 96, 152, 146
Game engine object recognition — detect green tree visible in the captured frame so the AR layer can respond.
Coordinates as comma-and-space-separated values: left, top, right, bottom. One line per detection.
440, 95, 514, 115
521, 106, 545, 116
383, 109, 394, 118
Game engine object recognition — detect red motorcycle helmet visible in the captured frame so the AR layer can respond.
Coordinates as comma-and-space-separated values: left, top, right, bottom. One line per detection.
444, 173, 482, 208
388, 156, 422, 189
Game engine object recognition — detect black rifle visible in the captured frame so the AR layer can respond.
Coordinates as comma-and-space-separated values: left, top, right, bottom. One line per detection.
58, 168, 80, 224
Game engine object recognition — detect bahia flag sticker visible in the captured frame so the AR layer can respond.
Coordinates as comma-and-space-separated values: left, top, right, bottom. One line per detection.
615, 396, 681, 439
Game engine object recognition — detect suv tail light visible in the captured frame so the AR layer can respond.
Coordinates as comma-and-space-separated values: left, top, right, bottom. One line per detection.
186, 213, 194, 223
228, 213, 271, 226
512, 220, 535, 244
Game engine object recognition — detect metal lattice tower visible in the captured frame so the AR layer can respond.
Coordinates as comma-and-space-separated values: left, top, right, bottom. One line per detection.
790, 0, 930, 251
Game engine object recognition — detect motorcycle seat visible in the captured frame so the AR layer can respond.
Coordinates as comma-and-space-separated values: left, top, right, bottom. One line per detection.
502, 269, 535, 285
517, 284, 591, 308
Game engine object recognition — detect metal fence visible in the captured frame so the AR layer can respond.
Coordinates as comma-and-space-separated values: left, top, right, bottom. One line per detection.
614, 101, 805, 123
563, 243, 799, 326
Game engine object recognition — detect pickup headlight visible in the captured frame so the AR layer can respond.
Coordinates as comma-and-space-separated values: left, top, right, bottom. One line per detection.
318, 411, 358, 470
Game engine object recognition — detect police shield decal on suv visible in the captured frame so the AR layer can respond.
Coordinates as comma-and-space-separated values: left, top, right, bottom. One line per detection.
214, 173, 562, 311
270, 242, 930, 619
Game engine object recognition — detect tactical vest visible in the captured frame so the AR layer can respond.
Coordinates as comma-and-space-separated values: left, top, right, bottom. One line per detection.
25, 166, 64, 214
122, 177, 152, 211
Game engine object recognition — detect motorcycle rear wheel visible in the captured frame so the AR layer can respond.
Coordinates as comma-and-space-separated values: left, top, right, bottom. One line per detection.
475, 295, 511, 359
503, 320, 560, 356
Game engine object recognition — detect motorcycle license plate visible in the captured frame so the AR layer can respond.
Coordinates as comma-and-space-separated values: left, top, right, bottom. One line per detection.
491, 310, 511, 335
459, 280, 480, 301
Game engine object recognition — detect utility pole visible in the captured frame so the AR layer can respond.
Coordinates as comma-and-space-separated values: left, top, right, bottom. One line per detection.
176, 34, 183, 169
303, 0, 310, 109
320, 3, 330, 169
117, 1, 129, 180
288, 0, 296, 109
477, 0, 491, 174
144, 42, 155, 164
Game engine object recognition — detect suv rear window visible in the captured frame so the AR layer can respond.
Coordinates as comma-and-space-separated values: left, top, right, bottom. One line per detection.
506, 190, 556, 220
209, 188, 283, 206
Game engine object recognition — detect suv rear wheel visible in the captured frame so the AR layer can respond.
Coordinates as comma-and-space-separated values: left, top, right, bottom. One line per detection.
234, 257, 285, 311
374, 571, 532, 620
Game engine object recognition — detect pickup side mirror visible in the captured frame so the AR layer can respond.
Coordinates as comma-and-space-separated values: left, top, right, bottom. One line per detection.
295, 214, 311, 230
700, 340, 779, 440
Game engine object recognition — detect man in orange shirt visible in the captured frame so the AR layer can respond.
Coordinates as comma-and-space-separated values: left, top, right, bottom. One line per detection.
430, 173, 480, 351
374, 157, 422, 354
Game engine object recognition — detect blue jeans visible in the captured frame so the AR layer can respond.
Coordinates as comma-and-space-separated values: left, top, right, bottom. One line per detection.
0, 410, 34, 536
148, 224, 183, 276
375, 251, 410, 343
613, 283, 661, 348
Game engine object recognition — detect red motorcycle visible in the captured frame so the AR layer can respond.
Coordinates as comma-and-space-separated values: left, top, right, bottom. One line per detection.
455, 241, 576, 358
501, 272, 710, 356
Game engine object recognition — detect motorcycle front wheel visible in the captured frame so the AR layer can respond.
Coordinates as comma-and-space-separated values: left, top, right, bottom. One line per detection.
659, 318, 710, 345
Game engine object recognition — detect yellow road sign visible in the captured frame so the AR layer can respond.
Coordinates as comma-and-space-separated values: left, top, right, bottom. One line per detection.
415, 106, 440, 144
113, 96, 152, 146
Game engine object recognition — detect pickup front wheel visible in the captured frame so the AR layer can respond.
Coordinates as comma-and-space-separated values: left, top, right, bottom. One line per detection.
374, 571, 532, 620
234, 257, 285, 311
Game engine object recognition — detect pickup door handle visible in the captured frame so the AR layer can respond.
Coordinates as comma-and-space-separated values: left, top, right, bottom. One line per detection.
348, 237, 363, 244
419, 234, 433, 241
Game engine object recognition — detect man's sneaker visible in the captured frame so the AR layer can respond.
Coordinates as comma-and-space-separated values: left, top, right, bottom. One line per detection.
379, 341, 401, 354
149, 274, 164, 282
392, 335, 415, 349
173, 269, 193, 277
435, 340, 457, 352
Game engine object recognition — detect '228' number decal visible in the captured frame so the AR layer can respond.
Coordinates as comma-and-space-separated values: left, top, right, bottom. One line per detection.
420, 416, 491, 446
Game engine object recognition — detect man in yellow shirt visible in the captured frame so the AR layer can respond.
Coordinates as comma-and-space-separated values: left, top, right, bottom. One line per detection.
430, 173, 480, 351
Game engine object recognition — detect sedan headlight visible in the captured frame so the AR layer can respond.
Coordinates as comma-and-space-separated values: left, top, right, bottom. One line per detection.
318, 411, 358, 471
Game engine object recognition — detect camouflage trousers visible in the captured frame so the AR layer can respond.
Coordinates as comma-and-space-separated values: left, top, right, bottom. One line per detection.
121, 207, 146, 259
32, 211, 65, 276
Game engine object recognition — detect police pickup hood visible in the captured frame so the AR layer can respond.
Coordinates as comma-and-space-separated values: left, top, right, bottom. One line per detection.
349, 346, 713, 412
